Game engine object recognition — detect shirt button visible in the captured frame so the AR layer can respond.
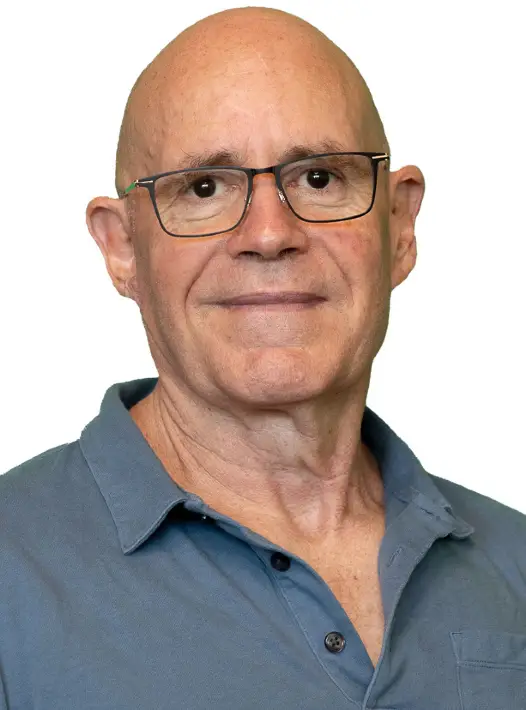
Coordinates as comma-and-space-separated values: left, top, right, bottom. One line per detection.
270, 552, 291, 571
324, 631, 346, 653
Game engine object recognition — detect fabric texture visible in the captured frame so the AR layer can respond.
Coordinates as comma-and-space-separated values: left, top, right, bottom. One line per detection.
1, 377, 525, 709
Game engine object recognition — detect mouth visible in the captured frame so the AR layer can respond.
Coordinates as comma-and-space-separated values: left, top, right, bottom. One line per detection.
216, 292, 326, 307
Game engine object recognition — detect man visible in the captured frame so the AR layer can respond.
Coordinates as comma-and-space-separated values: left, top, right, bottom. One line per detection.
1, 6, 525, 709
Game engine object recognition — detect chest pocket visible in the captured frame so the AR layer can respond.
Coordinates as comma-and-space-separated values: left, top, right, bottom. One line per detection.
451, 630, 526, 709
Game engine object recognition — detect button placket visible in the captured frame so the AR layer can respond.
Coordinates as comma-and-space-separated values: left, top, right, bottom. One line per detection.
270, 553, 347, 657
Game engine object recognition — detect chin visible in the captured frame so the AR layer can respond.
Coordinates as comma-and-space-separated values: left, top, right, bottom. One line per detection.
213, 348, 336, 405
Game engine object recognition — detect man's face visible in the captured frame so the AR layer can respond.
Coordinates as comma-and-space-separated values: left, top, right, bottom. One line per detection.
128, 39, 397, 408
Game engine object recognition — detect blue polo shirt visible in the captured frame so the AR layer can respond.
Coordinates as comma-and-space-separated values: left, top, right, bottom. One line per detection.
1, 376, 526, 709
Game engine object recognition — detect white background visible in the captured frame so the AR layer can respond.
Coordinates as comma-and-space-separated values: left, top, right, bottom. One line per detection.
0, 1, 524, 512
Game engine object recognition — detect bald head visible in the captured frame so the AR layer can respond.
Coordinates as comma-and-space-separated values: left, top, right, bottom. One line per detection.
115, 7, 389, 196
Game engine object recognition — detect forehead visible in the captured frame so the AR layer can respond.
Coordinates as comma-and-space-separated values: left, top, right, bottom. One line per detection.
149, 49, 368, 171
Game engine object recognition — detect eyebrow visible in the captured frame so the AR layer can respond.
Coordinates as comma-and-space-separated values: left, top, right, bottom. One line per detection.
278, 140, 349, 164
174, 140, 350, 170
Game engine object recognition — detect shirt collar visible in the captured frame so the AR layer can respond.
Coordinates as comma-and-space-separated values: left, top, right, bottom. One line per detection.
360, 406, 474, 539
79, 377, 474, 554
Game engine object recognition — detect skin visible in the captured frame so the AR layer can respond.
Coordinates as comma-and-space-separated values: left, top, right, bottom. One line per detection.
86, 7, 425, 550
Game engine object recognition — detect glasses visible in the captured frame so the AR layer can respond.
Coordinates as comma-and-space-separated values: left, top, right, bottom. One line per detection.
123, 151, 390, 238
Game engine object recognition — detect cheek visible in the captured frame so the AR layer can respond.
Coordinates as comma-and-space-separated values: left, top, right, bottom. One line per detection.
134, 225, 215, 314
317, 219, 384, 283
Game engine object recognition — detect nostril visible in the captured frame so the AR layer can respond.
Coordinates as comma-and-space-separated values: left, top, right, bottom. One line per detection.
238, 250, 264, 260
237, 247, 299, 260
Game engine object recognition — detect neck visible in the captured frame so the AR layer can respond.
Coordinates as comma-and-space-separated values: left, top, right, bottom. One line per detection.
129, 377, 384, 544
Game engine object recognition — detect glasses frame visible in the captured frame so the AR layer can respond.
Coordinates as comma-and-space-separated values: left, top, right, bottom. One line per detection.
123, 151, 390, 238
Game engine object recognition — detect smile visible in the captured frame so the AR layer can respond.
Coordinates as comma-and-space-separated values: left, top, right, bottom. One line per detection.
217, 292, 326, 307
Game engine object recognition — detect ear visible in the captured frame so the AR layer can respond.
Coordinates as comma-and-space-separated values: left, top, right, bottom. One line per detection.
86, 196, 140, 303
388, 165, 425, 290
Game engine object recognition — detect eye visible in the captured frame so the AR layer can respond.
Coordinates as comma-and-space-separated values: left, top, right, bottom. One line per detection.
190, 176, 218, 198
304, 168, 332, 190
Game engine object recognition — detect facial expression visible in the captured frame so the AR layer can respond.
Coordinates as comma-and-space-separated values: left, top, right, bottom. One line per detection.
102, 14, 420, 411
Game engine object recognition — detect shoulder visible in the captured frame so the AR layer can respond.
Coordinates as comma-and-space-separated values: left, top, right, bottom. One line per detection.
429, 473, 526, 569
0, 442, 75, 505
0, 441, 101, 548
430, 473, 526, 532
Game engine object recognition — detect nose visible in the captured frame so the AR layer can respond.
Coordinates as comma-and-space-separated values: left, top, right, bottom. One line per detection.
225, 173, 310, 260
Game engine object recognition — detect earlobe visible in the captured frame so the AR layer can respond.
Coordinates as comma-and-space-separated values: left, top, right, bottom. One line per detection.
85, 197, 138, 300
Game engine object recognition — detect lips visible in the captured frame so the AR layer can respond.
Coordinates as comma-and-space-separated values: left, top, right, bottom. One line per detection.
217, 292, 326, 306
